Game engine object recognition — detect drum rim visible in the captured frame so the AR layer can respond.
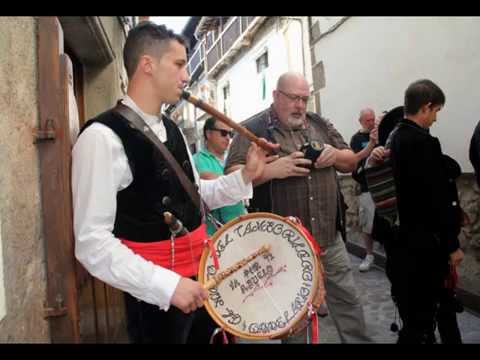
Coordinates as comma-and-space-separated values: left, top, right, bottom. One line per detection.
198, 212, 319, 340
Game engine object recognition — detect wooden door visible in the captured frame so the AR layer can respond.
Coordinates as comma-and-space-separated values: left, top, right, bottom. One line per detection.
37, 17, 127, 343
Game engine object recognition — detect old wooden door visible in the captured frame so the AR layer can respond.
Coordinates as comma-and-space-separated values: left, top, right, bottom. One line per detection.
37, 17, 127, 343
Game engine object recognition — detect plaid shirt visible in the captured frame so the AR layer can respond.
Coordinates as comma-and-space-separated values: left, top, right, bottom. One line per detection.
226, 106, 349, 247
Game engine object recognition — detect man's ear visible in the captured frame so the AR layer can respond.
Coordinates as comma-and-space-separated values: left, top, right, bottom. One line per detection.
139, 55, 154, 75
272, 90, 278, 102
420, 102, 432, 114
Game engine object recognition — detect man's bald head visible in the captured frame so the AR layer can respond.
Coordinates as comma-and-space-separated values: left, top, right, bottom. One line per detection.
273, 72, 310, 129
276, 72, 308, 91
359, 108, 375, 132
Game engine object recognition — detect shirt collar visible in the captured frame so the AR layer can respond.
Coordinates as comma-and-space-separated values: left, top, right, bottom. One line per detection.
401, 118, 430, 134
201, 147, 225, 162
122, 95, 162, 128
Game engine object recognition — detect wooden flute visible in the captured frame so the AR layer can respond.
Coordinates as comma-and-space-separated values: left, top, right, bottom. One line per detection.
181, 90, 277, 153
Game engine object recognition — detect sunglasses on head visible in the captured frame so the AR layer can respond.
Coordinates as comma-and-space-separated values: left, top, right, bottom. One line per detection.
210, 128, 234, 138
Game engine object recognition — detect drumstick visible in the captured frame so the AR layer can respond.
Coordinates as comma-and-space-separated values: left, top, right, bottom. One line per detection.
204, 244, 271, 290
181, 90, 277, 153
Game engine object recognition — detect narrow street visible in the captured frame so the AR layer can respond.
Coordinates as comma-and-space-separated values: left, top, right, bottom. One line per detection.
239, 253, 480, 344
316, 254, 480, 343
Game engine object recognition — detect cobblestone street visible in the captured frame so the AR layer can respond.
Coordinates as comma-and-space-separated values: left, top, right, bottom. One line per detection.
239, 254, 480, 344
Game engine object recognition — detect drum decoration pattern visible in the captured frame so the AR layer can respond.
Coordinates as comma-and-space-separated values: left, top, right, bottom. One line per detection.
198, 213, 319, 340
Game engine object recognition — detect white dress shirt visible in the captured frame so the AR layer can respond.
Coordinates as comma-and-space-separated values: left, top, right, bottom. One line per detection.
72, 96, 252, 310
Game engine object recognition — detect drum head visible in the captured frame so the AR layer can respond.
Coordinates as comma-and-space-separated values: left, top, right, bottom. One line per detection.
198, 212, 319, 340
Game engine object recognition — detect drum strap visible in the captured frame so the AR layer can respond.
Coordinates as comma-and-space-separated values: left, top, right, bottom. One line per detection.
114, 103, 223, 274
206, 237, 220, 270
113, 102, 205, 216
209, 327, 235, 344
308, 304, 319, 344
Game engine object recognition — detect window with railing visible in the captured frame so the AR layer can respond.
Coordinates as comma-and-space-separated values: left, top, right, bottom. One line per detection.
256, 51, 269, 73
188, 42, 204, 75
222, 83, 230, 116
256, 51, 269, 101
223, 17, 241, 54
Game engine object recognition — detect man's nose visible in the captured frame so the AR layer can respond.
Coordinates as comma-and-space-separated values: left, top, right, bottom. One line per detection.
182, 68, 190, 84
295, 101, 306, 110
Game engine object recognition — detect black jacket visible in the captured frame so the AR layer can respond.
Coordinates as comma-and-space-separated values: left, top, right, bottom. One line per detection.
390, 119, 460, 255
469, 120, 480, 187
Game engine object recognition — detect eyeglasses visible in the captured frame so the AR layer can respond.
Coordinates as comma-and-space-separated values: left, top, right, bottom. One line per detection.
210, 128, 235, 138
277, 89, 310, 104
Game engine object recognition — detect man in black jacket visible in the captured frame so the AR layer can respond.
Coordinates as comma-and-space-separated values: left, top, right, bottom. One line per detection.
370, 79, 464, 343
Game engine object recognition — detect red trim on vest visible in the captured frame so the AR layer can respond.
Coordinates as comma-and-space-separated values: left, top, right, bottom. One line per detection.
121, 224, 208, 277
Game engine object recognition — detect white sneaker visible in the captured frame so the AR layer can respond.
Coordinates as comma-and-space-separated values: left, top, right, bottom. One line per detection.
359, 254, 374, 272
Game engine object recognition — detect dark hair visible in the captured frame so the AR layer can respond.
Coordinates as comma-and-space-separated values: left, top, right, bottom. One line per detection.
203, 117, 217, 141
123, 21, 188, 78
404, 79, 445, 115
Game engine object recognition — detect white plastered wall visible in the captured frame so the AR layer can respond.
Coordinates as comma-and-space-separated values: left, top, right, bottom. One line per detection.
312, 16, 480, 171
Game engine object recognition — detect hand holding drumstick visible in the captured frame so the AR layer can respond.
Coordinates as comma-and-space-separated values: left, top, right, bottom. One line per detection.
204, 244, 272, 290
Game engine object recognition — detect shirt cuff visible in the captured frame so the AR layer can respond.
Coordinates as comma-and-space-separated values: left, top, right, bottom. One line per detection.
233, 168, 253, 199
146, 267, 181, 311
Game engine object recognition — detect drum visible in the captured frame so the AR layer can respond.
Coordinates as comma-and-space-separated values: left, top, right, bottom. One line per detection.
365, 105, 403, 225
198, 212, 321, 340
364, 159, 398, 225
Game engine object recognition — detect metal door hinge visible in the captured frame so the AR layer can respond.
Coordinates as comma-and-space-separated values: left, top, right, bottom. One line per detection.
44, 294, 67, 319
34, 118, 56, 143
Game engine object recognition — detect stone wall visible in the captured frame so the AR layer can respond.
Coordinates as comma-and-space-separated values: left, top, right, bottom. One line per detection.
0, 17, 50, 342
340, 173, 480, 298
0, 16, 130, 343
84, 18, 128, 120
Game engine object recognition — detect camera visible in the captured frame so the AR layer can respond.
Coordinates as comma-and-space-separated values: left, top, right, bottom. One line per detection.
300, 141, 324, 167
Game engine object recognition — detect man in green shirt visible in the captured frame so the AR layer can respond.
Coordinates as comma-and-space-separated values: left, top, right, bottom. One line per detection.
193, 117, 247, 235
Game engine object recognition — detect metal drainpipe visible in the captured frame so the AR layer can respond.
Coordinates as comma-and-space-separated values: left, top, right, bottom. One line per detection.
281, 17, 307, 80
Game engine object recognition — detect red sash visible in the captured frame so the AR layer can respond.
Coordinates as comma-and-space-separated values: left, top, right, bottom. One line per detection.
121, 224, 208, 277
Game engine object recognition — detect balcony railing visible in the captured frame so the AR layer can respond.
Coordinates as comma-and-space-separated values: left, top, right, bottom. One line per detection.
186, 17, 262, 82
188, 40, 204, 78
205, 16, 258, 74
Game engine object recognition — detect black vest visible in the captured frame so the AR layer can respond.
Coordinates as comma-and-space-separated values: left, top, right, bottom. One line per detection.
80, 108, 202, 242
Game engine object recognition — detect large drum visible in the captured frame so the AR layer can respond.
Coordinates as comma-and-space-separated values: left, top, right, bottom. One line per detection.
198, 213, 320, 340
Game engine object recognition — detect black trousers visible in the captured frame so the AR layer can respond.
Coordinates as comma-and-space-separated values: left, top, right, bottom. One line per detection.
385, 230, 451, 344
437, 287, 462, 344
123, 292, 218, 344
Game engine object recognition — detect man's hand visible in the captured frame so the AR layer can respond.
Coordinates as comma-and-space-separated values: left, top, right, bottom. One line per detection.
241, 140, 279, 184
368, 146, 391, 166
369, 127, 378, 145
314, 144, 337, 169
449, 248, 464, 267
170, 277, 208, 314
265, 151, 311, 179
461, 209, 471, 227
